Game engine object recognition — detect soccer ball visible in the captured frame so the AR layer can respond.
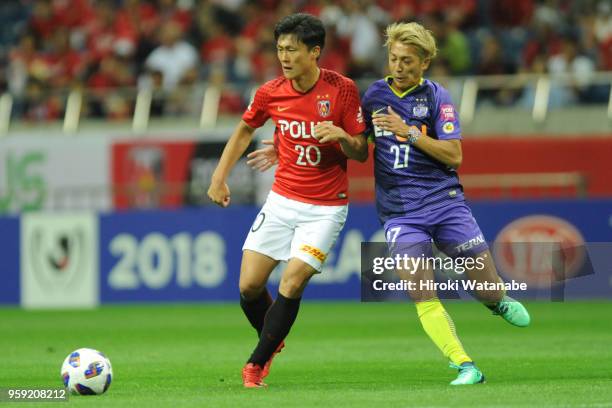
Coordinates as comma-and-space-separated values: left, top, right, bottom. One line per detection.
60, 348, 113, 395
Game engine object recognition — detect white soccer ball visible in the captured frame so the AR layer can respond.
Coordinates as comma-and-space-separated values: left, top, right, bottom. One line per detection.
60, 348, 113, 395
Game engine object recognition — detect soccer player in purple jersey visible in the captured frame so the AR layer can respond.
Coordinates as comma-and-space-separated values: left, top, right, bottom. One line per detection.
361, 22, 530, 385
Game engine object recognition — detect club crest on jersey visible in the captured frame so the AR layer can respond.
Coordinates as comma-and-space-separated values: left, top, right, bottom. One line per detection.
412, 104, 428, 118
317, 100, 331, 117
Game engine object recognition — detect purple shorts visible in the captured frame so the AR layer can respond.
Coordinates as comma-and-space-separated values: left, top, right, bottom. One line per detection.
384, 202, 489, 258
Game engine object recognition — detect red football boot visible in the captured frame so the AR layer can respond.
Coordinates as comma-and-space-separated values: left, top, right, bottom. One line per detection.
242, 363, 267, 388
262, 341, 285, 379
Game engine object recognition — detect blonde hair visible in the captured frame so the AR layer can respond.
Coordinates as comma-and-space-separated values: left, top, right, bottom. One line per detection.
384, 22, 438, 60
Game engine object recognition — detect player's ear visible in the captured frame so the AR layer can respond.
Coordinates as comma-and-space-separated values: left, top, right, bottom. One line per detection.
310, 45, 321, 60
421, 57, 431, 71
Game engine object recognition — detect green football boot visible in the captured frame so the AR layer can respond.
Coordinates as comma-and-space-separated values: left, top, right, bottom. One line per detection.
492, 296, 531, 327
449, 362, 485, 385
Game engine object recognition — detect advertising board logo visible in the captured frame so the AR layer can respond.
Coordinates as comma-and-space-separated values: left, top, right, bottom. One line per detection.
493, 215, 586, 288
0, 151, 46, 214
125, 146, 165, 208
21, 213, 99, 308
29, 225, 86, 290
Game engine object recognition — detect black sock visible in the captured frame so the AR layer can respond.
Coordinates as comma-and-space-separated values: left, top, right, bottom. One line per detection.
247, 293, 301, 367
240, 289, 273, 337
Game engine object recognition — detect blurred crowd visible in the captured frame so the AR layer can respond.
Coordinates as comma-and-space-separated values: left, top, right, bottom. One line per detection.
0, 0, 610, 121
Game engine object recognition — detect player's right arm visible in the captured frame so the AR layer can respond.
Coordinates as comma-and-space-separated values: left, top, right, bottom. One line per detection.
209, 84, 271, 207
207, 120, 257, 207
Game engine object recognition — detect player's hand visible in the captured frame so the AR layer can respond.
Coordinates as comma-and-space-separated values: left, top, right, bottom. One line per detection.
313, 121, 347, 144
207, 180, 231, 207
247, 139, 277, 172
372, 106, 409, 137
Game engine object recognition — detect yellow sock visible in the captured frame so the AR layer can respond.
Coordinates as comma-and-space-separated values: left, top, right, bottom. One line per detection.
415, 299, 472, 365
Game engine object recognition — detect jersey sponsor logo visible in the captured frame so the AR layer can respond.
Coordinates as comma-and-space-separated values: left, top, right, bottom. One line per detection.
375, 123, 428, 142
442, 122, 455, 134
317, 99, 331, 117
412, 104, 428, 118
277, 106, 290, 112
300, 244, 327, 262
493, 215, 586, 288
278, 119, 319, 139
440, 104, 455, 121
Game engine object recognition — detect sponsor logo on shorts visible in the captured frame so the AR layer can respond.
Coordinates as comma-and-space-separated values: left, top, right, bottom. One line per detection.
300, 244, 326, 262
455, 234, 485, 253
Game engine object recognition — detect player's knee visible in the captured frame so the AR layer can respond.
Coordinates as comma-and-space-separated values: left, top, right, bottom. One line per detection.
238, 280, 265, 300
279, 281, 304, 298
279, 276, 308, 298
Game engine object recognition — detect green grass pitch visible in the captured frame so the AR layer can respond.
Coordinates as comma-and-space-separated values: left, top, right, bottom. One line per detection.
1, 301, 611, 407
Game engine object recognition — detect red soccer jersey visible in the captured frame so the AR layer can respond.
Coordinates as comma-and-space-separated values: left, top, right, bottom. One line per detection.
242, 69, 365, 205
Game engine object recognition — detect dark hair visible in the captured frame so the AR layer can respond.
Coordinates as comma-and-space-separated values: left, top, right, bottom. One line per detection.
273, 13, 325, 51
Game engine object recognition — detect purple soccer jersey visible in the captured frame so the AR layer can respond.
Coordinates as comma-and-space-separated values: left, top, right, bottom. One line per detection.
362, 78, 464, 225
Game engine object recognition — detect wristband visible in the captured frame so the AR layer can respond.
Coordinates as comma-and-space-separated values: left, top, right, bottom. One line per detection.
407, 127, 421, 145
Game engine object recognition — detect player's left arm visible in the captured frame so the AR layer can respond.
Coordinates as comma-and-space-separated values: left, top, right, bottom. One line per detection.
408, 130, 462, 169
372, 107, 462, 168
314, 79, 369, 162
313, 123, 368, 162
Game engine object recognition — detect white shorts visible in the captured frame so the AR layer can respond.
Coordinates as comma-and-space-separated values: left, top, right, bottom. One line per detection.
242, 191, 348, 272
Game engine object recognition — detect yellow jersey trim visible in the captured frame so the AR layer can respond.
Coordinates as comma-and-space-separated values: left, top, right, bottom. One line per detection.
386, 77, 424, 98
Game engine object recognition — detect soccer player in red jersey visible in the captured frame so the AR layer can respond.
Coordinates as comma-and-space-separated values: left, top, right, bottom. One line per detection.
207, 13, 368, 388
